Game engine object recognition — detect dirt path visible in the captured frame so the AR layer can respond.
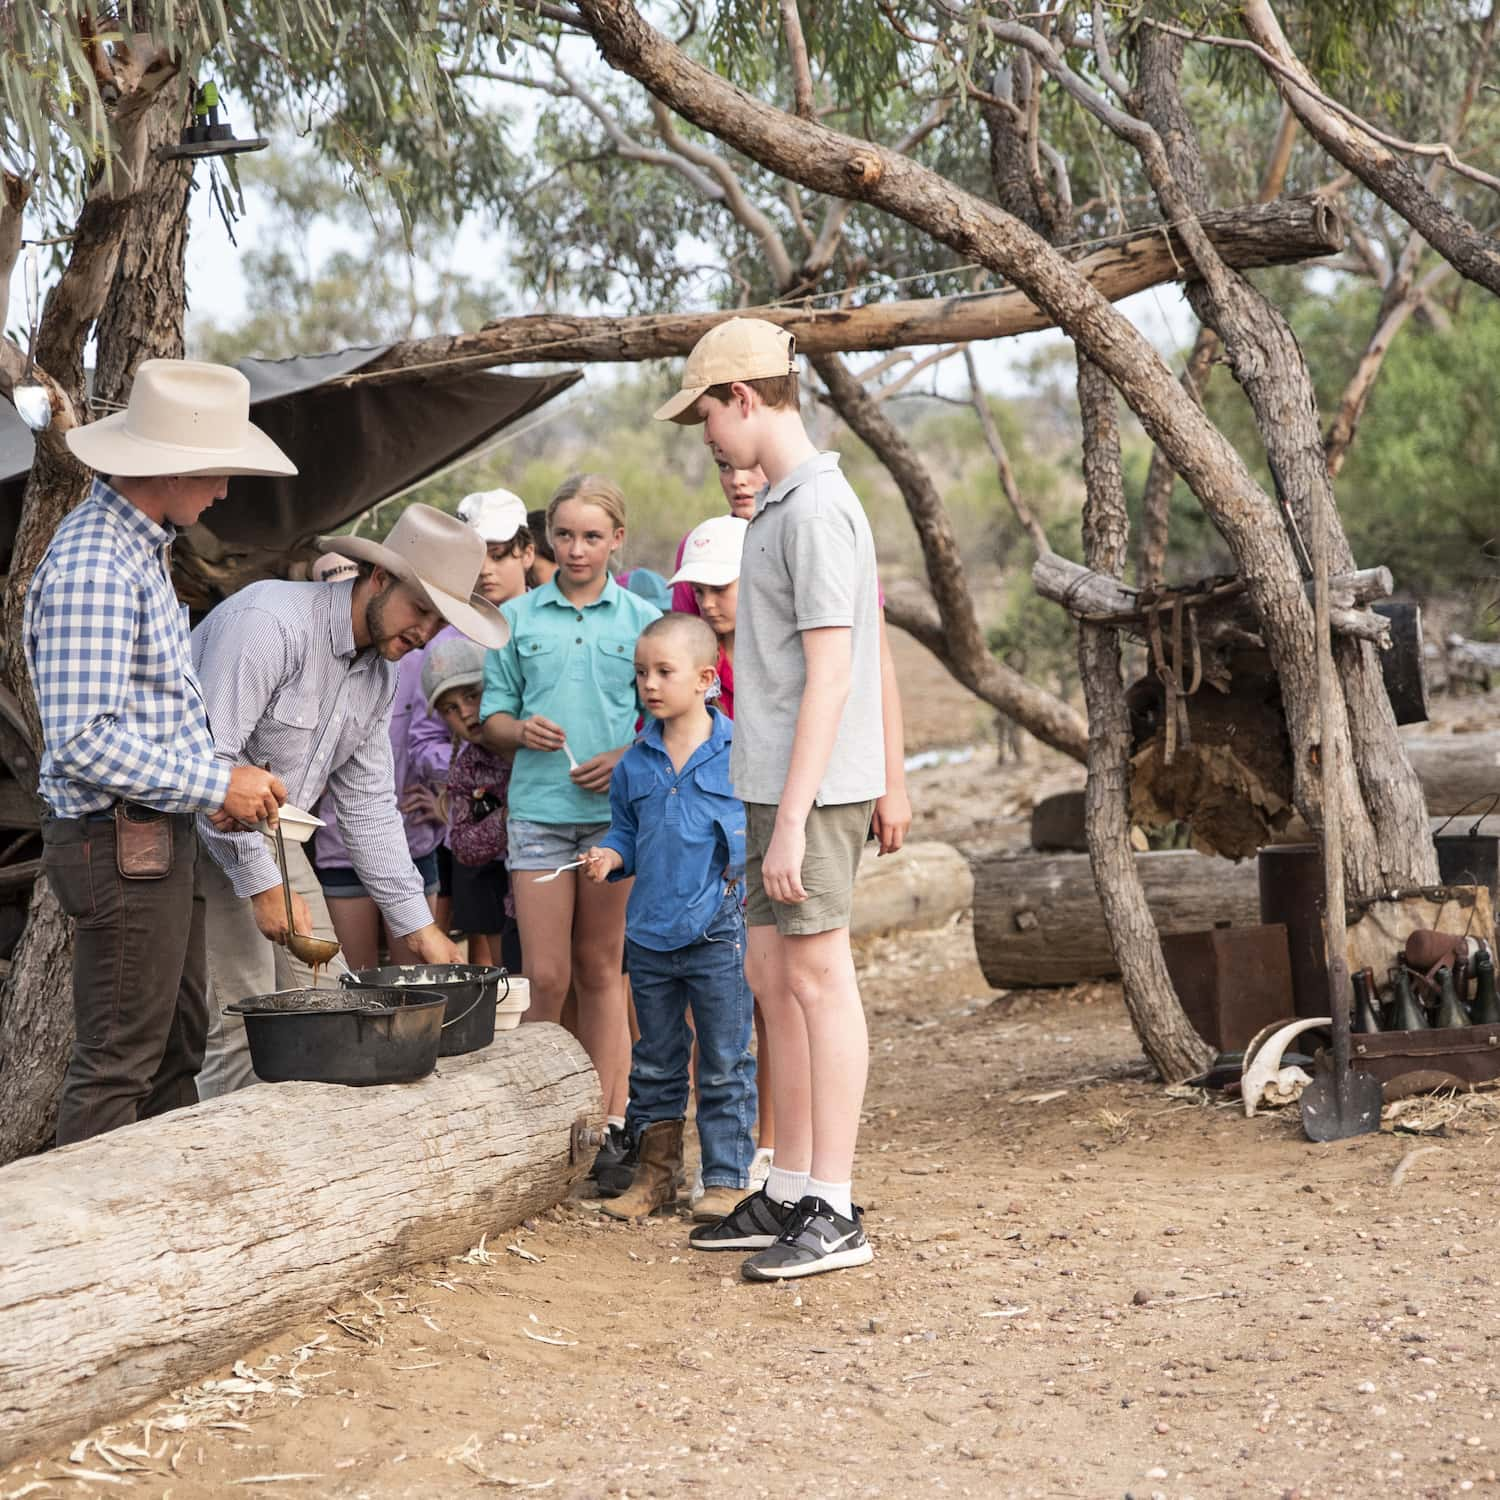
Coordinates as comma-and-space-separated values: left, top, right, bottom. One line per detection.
10, 921, 1500, 1500
10, 644, 1500, 1498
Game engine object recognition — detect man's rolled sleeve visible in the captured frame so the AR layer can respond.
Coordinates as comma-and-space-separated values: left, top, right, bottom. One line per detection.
194, 607, 294, 890
329, 723, 432, 938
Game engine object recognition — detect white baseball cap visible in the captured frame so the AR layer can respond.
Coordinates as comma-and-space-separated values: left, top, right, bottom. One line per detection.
457, 488, 528, 544
670, 515, 748, 588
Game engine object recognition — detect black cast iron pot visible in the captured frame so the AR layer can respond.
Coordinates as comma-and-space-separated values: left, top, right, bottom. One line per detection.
225, 986, 447, 1085
340, 964, 508, 1057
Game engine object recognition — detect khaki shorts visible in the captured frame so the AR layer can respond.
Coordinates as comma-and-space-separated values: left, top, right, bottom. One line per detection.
744, 800, 874, 936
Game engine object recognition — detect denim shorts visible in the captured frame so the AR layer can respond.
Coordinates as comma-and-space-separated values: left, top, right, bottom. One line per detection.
505, 817, 610, 872
317, 848, 440, 901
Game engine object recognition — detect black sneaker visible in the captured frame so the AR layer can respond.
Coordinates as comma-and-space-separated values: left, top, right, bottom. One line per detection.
591, 1124, 636, 1199
740, 1196, 872, 1281
688, 1188, 795, 1251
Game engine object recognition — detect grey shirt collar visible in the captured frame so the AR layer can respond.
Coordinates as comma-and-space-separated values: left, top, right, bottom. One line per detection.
753, 451, 843, 519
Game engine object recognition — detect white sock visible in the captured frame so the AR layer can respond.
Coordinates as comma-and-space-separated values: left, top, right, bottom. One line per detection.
806, 1178, 853, 1218
764, 1166, 808, 1207
607, 1115, 626, 1132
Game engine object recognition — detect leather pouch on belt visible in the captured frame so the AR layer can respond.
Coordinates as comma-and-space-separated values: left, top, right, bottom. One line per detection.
114, 805, 172, 879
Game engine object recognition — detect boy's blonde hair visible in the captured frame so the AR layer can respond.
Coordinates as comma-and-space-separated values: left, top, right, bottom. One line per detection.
546, 473, 627, 532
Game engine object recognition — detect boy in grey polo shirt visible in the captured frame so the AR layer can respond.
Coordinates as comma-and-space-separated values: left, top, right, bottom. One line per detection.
655, 317, 907, 1280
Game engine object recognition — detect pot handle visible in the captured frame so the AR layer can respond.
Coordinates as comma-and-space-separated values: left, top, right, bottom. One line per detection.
1433, 792, 1500, 840
441, 970, 508, 1031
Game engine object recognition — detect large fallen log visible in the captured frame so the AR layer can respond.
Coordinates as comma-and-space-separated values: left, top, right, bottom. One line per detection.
1405, 732, 1500, 815
973, 848, 1261, 988
0, 1025, 601, 1468
356, 196, 1343, 384
852, 840, 973, 938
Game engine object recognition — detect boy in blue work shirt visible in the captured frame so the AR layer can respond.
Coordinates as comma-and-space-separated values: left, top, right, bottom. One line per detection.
582, 613, 755, 1223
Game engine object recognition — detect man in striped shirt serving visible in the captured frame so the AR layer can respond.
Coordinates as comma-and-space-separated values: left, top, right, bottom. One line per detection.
192, 504, 511, 1095
24, 360, 293, 1144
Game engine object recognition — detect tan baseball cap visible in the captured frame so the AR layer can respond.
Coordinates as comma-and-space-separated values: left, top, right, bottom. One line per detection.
653, 317, 797, 424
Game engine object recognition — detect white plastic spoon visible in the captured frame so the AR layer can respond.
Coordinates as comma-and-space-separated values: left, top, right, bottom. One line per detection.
533, 858, 586, 884
561, 739, 580, 772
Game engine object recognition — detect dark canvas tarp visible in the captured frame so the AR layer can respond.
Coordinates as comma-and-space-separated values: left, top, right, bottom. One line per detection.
0, 347, 580, 561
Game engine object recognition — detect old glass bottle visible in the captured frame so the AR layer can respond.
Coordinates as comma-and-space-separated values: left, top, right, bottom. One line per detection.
1472, 946, 1500, 1025
1386, 966, 1429, 1031
1433, 964, 1472, 1029
1352, 967, 1383, 1034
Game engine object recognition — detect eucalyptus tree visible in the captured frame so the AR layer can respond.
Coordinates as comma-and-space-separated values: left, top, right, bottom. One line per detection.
0, 0, 518, 1160
553, 0, 1499, 1074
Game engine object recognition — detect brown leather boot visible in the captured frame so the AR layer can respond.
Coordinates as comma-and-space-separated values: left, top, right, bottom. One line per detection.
600, 1120, 683, 1221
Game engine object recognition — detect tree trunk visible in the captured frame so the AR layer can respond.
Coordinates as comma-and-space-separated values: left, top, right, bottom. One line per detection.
813, 352, 1089, 762
1074, 355, 1211, 1080
1135, 105, 1298, 587
972, 847, 1262, 989
0, 99, 190, 1166
356, 195, 1344, 383
0, 1027, 602, 1468
1131, 27, 1437, 899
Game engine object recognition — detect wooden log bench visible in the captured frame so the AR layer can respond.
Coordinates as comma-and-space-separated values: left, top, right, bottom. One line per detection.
973, 848, 1262, 988
0, 1024, 601, 1467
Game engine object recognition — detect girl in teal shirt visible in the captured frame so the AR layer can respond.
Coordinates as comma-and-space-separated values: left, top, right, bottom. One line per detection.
479, 475, 660, 1145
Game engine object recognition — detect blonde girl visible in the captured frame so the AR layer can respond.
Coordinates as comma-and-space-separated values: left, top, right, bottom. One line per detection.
478, 476, 660, 1178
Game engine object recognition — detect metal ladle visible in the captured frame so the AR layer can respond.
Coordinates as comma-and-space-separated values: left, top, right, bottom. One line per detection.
272, 817, 342, 968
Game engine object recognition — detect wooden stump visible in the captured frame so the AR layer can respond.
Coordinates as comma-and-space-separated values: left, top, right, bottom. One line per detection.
851, 841, 973, 938
973, 848, 1262, 988
0, 1024, 601, 1467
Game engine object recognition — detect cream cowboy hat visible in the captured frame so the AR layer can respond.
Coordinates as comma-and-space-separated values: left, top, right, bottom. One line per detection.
65, 359, 297, 477
317, 503, 510, 650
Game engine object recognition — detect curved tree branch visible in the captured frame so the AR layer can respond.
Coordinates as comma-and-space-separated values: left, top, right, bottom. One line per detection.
1234, 0, 1500, 296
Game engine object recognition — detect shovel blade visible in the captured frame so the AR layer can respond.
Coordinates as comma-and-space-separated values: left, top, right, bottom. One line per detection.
1299, 1067, 1384, 1142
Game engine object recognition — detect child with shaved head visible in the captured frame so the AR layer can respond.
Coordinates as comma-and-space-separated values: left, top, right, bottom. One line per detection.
582, 612, 755, 1222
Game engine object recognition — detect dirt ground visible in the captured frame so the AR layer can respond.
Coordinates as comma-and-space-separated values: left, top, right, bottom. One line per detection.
9, 638, 1500, 1500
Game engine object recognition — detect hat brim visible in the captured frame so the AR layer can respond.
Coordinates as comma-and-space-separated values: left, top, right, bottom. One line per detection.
652, 385, 709, 424
424, 669, 485, 713
669, 560, 740, 588
315, 533, 511, 650
66, 411, 298, 478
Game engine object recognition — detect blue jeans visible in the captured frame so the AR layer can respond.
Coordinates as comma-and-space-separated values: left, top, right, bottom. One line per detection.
625, 890, 756, 1188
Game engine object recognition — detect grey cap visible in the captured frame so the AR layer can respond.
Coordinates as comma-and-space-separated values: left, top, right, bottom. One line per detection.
421, 633, 487, 711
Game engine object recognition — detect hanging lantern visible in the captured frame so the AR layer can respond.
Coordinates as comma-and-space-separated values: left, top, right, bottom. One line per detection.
158, 81, 267, 162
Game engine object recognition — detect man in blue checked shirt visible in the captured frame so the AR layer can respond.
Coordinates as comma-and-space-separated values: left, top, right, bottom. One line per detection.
24, 361, 293, 1145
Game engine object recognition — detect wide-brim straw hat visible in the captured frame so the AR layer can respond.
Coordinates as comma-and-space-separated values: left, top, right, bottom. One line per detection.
66, 359, 297, 477
318, 503, 510, 650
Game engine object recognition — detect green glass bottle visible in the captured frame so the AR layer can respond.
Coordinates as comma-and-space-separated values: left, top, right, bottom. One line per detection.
1472, 947, 1500, 1026
1352, 967, 1383, 1034
1387, 966, 1429, 1031
1433, 964, 1472, 1029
